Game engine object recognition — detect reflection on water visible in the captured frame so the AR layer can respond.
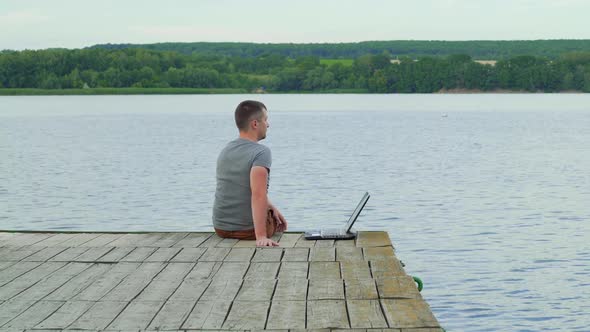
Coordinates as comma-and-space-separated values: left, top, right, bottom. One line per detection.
1, 94, 590, 331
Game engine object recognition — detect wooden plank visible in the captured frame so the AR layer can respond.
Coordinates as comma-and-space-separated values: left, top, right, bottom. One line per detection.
336, 247, 364, 261
101, 262, 166, 301
252, 248, 284, 262
294, 236, 315, 247
236, 279, 277, 301
308, 261, 341, 279
215, 262, 250, 279
107, 300, 164, 330
271, 232, 283, 243
282, 248, 309, 262
341, 261, 372, 280
199, 277, 243, 301
345, 279, 379, 300
0, 262, 66, 300
370, 260, 406, 278
376, 277, 422, 299
2, 233, 54, 247
72, 263, 140, 301
182, 301, 232, 330
73, 246, 113, 262
183, 261, 222, 280
95, 247, 135, 262
198, 234, 224, 247
1, 246, 45, 261
147, 300, 194, 330
34, 300, 95, 329
315, 239, 335, 247
216, 238, 240, 247
136, 263, 195, 301
224, 248, 255, 262
267, 300, 306, 329
347, 300, 388, 328
277, 261, 308, 279
244, 262, 280, 280
0, 261, 16, 271
308, 279, 344, 300
145, 247, 182, 262
48, 247, 91, 262
277, 233, 301, 247
153, 262, 195, 282
11, 263, 91, 301
30, 233, 77, 247
380, 299, 440, 329
0, 262, 42, 287
59, 233, 102, 247
307, 300, 349, 329
107, 233, 161, 247
149, 233, 189, 247
1, 300, 65, 329
0, 300, 36, 326
68, 301, 128, 330
169, 278, 212, 302
171, 247, 207, 262
119, 247, 157, 262
198, 248, 231, 261
335, 238, 356, 247
309, 247, 336, 261
222, 301, 270, 330
78, 234, 123, 247
356, 232, 392, 247
273, 278, 308, 301
364, 247, 396, 261
44, 263, 113, 301
233, 239, 257, 247
172, 233, 211, 247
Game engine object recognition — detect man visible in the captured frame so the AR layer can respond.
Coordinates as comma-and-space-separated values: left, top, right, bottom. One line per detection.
212, 100, 287, 246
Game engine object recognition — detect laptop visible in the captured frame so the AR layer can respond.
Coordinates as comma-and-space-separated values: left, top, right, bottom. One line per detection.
304, 192, 370, 240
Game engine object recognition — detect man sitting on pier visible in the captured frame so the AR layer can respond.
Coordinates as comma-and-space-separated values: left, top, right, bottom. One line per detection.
212, 100, 288, 246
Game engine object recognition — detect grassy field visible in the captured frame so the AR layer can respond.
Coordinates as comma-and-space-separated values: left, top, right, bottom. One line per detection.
0, 88, 248, 96
320, 59, 354, 66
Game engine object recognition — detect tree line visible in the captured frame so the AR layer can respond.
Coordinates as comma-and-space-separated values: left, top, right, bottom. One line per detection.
90, 40, 590, 59
1, 48, 589, 92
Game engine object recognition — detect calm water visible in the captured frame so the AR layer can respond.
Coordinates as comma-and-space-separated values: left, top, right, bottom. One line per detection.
1, 94, 590, 331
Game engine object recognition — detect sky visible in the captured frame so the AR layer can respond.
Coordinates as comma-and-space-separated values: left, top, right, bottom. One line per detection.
1, 0, 589, 50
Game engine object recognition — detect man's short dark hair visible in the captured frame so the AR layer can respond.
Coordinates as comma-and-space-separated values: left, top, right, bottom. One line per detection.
235, 100, 267, 131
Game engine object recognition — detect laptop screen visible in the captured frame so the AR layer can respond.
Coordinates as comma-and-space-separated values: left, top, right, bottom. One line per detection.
344, 192, 370, 232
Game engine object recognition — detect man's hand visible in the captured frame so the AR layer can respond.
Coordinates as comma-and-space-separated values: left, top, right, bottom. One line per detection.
256, 236, 279, 247
270, 206, 288, 232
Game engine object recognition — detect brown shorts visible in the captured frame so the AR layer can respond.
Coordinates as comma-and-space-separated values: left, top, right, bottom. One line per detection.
215, 209, 277, 240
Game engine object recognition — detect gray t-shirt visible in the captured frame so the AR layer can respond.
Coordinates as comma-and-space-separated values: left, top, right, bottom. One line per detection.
212, 138, 272, 231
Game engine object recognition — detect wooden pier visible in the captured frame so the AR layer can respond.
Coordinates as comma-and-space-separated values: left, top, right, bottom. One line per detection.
0, 231, 441, 331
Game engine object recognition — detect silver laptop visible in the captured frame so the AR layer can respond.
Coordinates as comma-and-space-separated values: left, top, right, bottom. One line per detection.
304, 192, 370, 240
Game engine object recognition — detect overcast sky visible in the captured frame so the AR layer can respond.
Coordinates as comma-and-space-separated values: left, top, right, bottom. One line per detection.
1, 0, 589, 50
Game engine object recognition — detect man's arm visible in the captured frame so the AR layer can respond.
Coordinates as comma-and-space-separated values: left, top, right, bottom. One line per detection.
250, 166, 278, 246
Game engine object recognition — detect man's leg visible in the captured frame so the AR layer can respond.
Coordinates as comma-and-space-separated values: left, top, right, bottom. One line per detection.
215, 209, 278, 240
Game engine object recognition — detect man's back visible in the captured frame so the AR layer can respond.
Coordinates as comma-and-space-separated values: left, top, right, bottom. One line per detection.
212, 138, 272, 231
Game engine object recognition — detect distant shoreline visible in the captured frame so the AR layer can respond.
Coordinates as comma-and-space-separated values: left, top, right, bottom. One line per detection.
0, 88, 586, 96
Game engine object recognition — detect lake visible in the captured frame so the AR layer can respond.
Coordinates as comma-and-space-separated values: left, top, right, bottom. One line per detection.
1, 94, 589, 331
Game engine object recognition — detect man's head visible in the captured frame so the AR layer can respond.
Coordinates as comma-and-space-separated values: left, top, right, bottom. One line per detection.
235, 100, 269, 141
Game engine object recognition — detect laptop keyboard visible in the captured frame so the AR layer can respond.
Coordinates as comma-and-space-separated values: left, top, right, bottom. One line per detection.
320, 229, 346, 237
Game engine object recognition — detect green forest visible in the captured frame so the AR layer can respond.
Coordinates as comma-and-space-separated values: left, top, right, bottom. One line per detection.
91, 40, 590, 59
1, 44, 590, 93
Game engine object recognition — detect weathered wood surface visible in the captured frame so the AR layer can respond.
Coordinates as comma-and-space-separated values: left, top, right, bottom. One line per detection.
0, 231, 441, 331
